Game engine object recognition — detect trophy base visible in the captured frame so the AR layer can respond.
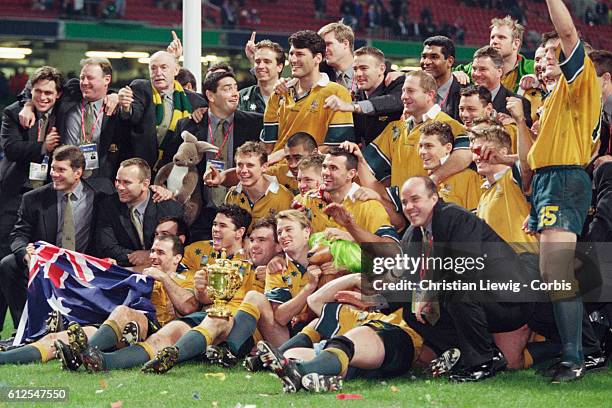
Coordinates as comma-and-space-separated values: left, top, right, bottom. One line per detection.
207, 307, 232, 319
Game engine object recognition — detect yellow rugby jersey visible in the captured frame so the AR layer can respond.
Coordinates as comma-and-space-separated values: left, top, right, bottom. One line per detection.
476, 165, 538, 253
363, 105, 469, 188
151, 269, 196, 326
501, 69, 519, 94
504, 123, 518, 154
438, 168, 483, 211
527, 41, 602, 169
225, 175, 294, 230
262, 74, 355, 152
265, 161, 299, 194
293, 182, 399, 241
317, 304, 405, 337
264, 258, 309, 304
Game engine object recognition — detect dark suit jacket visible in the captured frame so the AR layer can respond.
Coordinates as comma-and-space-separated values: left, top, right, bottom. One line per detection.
354, 76, 404, 146
9, 178, 112, 263
123, 79, 207, 170
53, 78, 128, 181
95, 194, 184, 266
492, 85, 533, 128
175, 109, 263, 241
401, 201, 531, 303
441, 76, 463, 121
0, 101, 56, 211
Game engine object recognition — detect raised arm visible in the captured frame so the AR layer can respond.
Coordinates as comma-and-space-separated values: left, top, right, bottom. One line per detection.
546, 0, 579, 55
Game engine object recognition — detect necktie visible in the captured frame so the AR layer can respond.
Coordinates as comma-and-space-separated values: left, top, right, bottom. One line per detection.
82, 102, 95, 142
38, 112, 49, 142
210, 119, 228, 206
62, 193, 76, 251
339, 73, 350, 90
157, 94, 174, 145
130, 207, 144, 248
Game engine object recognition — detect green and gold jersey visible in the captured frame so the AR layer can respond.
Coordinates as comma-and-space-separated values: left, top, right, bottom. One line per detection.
363, 105, 469, 188
225, 175, 295, 230
527, 41, 602, 169
293, 183, 399, 241
262, 74, 355, 152
477, 165, 538, 253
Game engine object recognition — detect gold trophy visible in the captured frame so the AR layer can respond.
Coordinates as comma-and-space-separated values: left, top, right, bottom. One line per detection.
205, 249, 247, 318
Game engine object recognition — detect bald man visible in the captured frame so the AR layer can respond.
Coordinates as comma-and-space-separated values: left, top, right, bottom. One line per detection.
118, 50, 207, 171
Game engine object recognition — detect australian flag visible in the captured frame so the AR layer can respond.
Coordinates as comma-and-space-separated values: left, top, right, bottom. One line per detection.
14, 241, 156, 344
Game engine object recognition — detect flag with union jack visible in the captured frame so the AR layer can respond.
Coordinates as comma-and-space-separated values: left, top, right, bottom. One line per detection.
15, 241, 156, 344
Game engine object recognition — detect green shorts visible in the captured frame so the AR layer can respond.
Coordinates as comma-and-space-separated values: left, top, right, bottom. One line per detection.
528, 166, 591, 235
177, 311, 209, 327
347, 320, 414, 379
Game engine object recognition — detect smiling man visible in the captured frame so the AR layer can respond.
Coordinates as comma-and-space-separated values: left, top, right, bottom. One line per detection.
320, 46, 403, 147
421, 36, 463, 120
342, 71, 470, 227
0, 66, 64, 284
471, 46, 532, 127
418, 122, 481, 211
294, 147, 399, 243
118, 50, 206, 171
224, 141, 294, 230
262, 30, 355, 156
239, 40, 285, 114
96, 158, 184, 268
454, 16, 534, 93
0, 146, 109, 330
176, 71, 263, 241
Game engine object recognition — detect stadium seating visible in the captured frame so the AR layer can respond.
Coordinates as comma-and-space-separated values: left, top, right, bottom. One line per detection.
0, 0, 610, 50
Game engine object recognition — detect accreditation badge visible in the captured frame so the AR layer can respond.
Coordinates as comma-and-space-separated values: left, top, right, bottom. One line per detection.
80, 143, 99, 170
29, 155, 49, 181
207, 159, 225, 172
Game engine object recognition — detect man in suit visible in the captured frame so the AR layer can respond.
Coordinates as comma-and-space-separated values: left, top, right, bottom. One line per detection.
49, 57, 127, 182
0, 66, 63, 266
117, 51, 207, 171
176, 71, 263, 241
0, 146, 112, 329
322, 46, 403, 147
471, 46, 532, 128
421, 36, 463, 121
96, 158, 183, 268
400, 176, 534, 382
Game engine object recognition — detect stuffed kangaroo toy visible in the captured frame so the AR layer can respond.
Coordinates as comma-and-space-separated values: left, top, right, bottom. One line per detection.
155, 131, 218, 225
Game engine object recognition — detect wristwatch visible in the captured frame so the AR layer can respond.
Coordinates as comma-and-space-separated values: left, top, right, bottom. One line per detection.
352, 102, 361, 113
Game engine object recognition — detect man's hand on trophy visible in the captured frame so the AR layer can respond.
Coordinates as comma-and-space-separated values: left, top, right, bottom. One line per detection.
194, 268, 209, 293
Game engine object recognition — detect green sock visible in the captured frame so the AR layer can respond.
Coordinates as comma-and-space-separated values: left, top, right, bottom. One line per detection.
226, 310, 257, 355
175, 330, 208, 363
297, 349, 342, 376
0, 345, 42, 365
279, 333, 314, 353
103, 344, 150, 370
89, 324, 120, 351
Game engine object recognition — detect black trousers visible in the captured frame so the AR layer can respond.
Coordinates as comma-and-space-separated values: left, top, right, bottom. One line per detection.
0, 253, 28, 329
0, 200, 20, 332
445, 299, 533, 367
402, 306, 459, 355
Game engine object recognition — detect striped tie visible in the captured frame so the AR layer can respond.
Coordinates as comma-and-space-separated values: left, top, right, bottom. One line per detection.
62, 193, 76, 251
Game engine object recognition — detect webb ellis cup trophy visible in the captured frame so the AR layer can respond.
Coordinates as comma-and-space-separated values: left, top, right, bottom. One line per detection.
205, 249, 247, 318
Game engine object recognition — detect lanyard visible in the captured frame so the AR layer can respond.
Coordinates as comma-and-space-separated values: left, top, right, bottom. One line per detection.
80, 100, 104, 144
208, 119, 234, 160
